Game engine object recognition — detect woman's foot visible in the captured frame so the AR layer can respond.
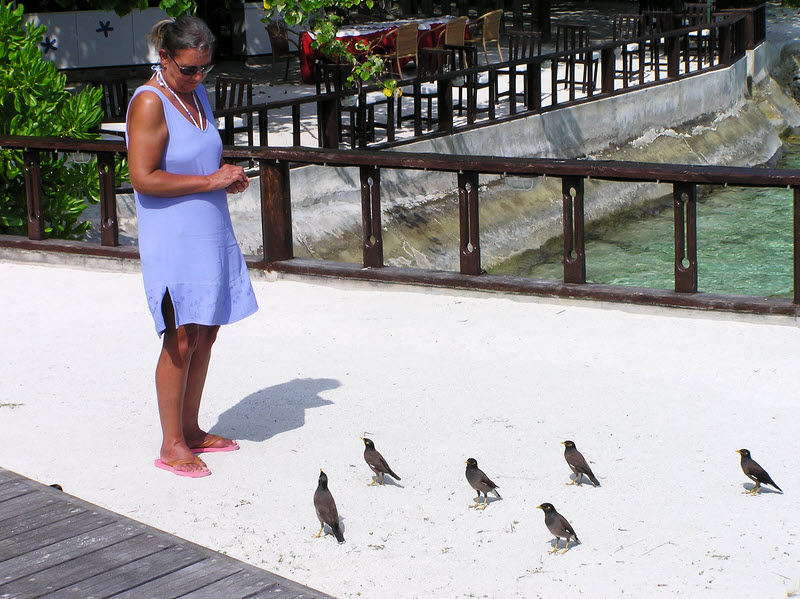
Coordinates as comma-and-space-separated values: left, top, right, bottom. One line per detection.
156, 444, 210, 477
186, 432, 239, 454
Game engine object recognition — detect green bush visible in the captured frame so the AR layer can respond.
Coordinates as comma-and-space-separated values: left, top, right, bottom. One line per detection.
0, 2, 109, 239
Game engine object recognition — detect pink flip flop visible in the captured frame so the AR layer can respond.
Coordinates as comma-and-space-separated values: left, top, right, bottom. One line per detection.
154, 458, 211, 478
190, 434, 240, 454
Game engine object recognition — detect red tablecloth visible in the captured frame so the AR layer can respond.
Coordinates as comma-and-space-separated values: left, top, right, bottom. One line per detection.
299, 18, 453, 84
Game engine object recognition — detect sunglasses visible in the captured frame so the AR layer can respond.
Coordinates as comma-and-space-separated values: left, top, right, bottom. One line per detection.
168, 54, 214, 77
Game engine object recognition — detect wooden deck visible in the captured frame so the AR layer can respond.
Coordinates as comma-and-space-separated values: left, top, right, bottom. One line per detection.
0, 467, 336, 599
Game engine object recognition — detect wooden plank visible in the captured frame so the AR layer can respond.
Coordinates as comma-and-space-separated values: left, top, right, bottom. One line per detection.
0, 469, 336, 599
0, 532, 157, 598
176, 570, 294, 599
35, 544, 205, 599
3, 502, 87, 538
0, 479, 35, 502
88, 557, 243, 599
0, 521, 140, 582
0, 492, 59, 522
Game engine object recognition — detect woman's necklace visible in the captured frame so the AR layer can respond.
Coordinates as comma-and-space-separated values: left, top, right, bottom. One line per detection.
154, 67, 205, 131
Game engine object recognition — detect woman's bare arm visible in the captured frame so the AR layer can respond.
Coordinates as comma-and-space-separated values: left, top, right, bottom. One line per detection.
127, 89, 249, 197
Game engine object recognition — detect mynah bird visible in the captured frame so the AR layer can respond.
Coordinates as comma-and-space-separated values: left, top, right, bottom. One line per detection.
537, 503, 579, 554
314, 470, 345, 543
736, 449, 782, 495
465, 457, 501, 510
562, 440, 600, 487
361, 437, 401, 486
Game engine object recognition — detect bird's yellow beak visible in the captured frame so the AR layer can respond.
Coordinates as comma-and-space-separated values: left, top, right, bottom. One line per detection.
560, 441, 566, 446
735, 450, 742, 455
360, 437, 365, 441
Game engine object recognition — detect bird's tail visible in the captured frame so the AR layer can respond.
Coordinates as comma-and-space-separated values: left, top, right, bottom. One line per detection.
588, 473, 601, 487
388, 468, 401, 481
492, 489, 502, 499
332, 524, 345, 544
769, 480, 783, 493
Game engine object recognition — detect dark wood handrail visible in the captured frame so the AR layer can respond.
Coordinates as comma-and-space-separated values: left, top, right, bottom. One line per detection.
1, 128, 798, 317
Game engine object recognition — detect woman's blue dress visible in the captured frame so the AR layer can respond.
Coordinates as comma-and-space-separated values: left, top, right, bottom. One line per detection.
127, 84, 258, 336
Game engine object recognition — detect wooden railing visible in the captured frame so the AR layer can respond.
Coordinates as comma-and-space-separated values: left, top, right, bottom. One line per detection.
213, 7, 761, 150
1, 134, 798, 316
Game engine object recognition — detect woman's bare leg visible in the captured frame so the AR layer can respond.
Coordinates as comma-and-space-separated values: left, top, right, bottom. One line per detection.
181, 325, 235, 450
155, 296, 207, 474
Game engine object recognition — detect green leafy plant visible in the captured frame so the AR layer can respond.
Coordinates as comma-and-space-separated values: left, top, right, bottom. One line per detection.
0, 2, 119, 239
49, 0, 196, 18
262, 0, 400, 96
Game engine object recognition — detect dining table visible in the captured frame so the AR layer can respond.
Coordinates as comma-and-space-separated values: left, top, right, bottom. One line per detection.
298, 16, 458, 83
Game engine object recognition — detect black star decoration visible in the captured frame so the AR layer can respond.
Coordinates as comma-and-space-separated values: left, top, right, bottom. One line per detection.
40, 36, 57, 54
96, 20, 114, 38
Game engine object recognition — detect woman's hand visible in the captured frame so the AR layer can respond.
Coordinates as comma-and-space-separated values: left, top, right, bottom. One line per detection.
210, 164, 250, 194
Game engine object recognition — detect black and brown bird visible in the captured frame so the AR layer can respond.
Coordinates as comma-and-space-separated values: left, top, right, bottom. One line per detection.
562, 440, 600, 487
313, 470, 345, 543
465, 457, 501, 510
361, 437, 401, 486
537, 503, 579, 554
736, 449, 782, 495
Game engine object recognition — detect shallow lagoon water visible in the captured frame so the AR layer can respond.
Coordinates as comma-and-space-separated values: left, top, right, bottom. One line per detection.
491, 137, 800, 298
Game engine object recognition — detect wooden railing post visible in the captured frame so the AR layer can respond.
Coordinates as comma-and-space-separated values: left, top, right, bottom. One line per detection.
360, 166, 384, 268
794, 187, 800, 307
317, 97, 340, 149
258, 108, 268, 147
527, 60, 542, 112
562, 176, 586, 284
437, 78, 453, 134
458, 170, 481, 275
97, 151, 118, 247
600, 47, 615, 94
667, 34, 680, 79
259, 159, 293, 264
673, 182, 698, 293
292, 105, 302, 146
719, 24, 732, 66
23, 149, 44, 240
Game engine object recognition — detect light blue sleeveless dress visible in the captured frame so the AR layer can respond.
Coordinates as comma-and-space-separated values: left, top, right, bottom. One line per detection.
127, 84, 258, 336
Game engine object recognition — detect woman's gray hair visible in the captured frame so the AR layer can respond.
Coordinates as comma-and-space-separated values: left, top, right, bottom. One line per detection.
149, 16, 216, 56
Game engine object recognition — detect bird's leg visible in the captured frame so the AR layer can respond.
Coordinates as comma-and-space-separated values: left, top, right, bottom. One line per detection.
567, 476, 577, 486
561, 539, 570, 554
576, 473, 583, 486
747, 483, 761, 495
368, 473, 379, 486
315, 525, 325, 538
477, 495, 489, 510
471, 497, 481, 509
549, 539, 560, 554
379, 473, 385, 486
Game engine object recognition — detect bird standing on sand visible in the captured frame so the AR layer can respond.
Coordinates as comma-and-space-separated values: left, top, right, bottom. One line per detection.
465, 458, 501, 510
537, 503, 579, 554
361, 437, 401, 486
314, 470, 345, 543
736, 449, 782, 495
562, 440, 600, 487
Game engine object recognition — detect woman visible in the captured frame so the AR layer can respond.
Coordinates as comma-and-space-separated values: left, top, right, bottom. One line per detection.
126, 16, 258, 478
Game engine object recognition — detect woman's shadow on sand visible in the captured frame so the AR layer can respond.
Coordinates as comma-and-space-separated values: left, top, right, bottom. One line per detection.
209, 377, 340, 442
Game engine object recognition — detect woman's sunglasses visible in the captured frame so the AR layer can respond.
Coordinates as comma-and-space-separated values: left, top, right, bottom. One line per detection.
168, 54, 214, 77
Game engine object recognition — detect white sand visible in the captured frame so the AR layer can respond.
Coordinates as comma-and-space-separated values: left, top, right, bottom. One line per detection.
2, 260, 799, 598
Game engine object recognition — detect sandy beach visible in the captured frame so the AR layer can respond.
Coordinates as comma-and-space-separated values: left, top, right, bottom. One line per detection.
2, 260, 799, 598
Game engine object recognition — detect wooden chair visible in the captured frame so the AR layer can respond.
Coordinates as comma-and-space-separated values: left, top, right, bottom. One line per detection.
265, 21, 300, 83
434, 16, 468, 50
612, 15, 645, 83
398, 47, 452, 132
215, 76, 253, 146
466, 9, 504, 64
91, 78, 129, 137
555, 24, 599, 94
497, 30, 542, 103
682, 3, 713, 66
382, 22, 420, 75
315, 61, 392, 148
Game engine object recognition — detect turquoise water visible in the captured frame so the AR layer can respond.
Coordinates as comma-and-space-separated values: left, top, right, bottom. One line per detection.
490, 137, 800, 298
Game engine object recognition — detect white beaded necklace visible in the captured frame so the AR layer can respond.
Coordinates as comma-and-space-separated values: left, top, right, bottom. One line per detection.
154, 66, 205, 131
